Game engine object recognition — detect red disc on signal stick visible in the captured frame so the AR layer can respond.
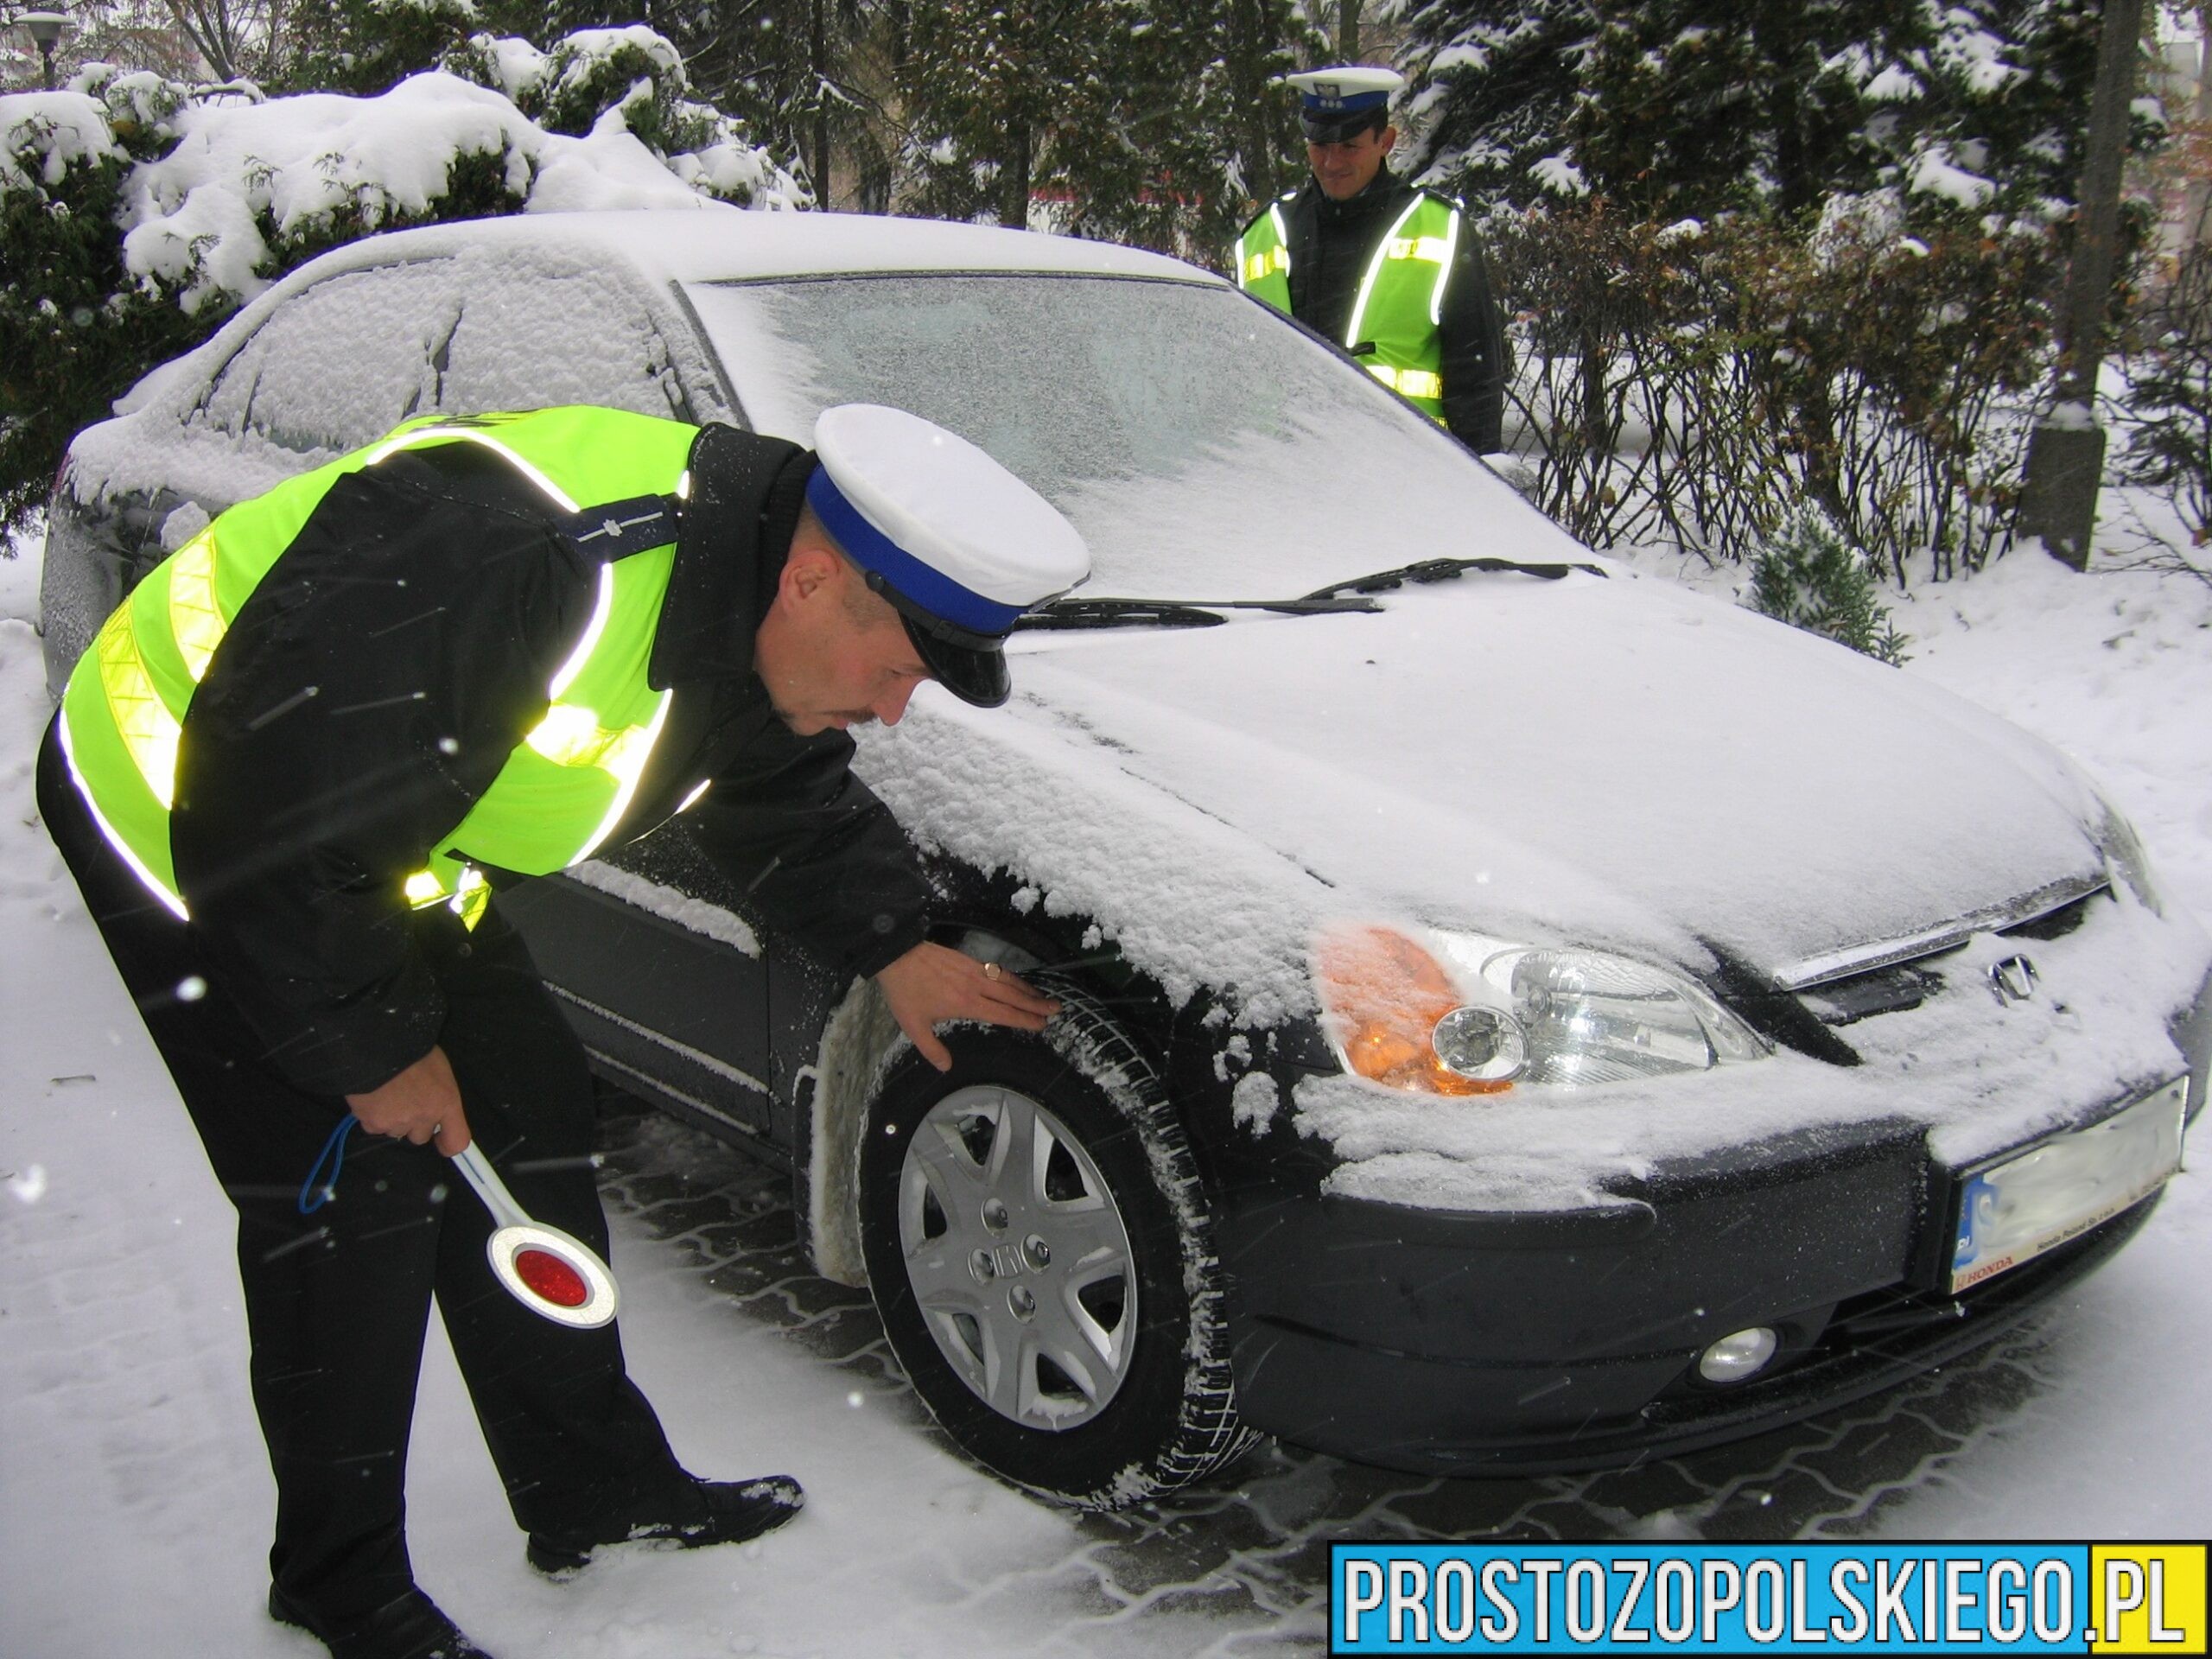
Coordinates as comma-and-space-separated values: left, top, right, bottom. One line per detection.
514, 1247, 591, 1308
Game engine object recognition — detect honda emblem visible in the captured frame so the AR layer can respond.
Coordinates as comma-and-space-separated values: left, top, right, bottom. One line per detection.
1989, 956, 2038, 1005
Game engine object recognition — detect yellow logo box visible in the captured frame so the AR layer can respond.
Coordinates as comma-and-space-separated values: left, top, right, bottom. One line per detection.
2092, 1545, 2207, 1654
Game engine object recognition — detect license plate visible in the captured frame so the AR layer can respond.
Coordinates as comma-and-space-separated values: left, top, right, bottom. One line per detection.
1949, 1078, 2188, 1293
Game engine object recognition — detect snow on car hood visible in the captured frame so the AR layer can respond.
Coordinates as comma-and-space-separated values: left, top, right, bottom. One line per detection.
857, 569, 2209, 1214
861, 567, 2109, 1011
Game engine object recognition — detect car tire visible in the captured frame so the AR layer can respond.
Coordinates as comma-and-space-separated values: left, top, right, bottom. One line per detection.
858, 988, 1257, 1508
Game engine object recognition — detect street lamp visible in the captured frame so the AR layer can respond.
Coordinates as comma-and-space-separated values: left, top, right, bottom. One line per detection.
16, 10, 70, 90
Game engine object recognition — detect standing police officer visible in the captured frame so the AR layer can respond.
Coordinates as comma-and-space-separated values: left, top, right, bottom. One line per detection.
35, 402, 1087, 1659
1234, 66, 1509, 454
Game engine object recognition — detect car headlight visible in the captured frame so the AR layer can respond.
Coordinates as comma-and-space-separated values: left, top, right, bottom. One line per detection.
1313, 925, 1769, 1095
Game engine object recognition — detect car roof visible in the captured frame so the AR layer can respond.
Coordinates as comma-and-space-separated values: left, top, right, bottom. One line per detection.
107, 207, 1230, 426
276, 207, 1225, 289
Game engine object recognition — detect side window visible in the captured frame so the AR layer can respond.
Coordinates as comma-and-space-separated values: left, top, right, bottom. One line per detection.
437, 261, 692, 422
200, 261, 458, 452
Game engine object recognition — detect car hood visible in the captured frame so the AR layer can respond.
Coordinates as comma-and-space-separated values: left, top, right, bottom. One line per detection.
864, 569, 2110, 1001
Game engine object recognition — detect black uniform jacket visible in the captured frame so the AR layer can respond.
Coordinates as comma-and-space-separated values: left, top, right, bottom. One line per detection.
168, 429, 932, 1097
1271, 172, 1509, 454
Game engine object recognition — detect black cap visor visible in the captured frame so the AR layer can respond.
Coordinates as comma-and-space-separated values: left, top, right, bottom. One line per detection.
861, 568, 1012, 708
1301, 107, 1388, 144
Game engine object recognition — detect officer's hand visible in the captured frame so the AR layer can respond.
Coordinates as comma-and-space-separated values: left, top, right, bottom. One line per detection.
346, 1046, 473, 1155
874, 943, 1059, 1072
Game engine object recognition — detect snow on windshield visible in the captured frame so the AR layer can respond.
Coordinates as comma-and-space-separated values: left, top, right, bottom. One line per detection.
686, 275, 1568, 599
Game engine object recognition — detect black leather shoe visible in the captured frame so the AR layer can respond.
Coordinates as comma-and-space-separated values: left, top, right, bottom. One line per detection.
526, 1474, 804, 1578
268, 1586, 494, 1659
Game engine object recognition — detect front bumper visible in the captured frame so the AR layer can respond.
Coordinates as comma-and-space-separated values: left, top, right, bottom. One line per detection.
1223, 1161, 2159, 1475
1216, 938, 2212, 1478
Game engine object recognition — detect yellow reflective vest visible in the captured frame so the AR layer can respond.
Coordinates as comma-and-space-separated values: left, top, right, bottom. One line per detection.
1234, 189, 1463, 422
56, 406, 698, 930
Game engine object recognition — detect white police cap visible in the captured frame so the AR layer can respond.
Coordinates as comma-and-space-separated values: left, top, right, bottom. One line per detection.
808, 404, 1090, 708
1281, 65, 1405, 139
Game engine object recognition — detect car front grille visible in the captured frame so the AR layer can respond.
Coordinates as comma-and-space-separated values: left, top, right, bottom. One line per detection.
1794, 882, 2110, 1029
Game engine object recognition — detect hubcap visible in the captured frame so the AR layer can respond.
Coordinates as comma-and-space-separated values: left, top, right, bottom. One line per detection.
894, 1085, 1138, 1430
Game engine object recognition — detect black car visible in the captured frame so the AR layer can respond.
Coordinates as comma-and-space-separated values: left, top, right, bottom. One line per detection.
40, 208, 2212, 1508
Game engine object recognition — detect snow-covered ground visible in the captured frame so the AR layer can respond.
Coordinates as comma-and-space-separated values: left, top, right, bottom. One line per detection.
5, 505, 2211, 1656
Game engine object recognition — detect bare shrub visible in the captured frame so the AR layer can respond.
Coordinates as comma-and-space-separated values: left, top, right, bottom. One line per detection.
2120, 205, 2212, 556
1483, 200, 2056, 580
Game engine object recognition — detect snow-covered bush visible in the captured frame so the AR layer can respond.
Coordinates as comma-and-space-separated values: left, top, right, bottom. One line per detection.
440, 28, 804, 212
0, 29, 804, 540
1745, 506, 1910, 664
0, 67, 207, 532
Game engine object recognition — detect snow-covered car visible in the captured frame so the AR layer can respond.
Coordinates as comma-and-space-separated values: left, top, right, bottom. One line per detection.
38, 208, 2212, 1509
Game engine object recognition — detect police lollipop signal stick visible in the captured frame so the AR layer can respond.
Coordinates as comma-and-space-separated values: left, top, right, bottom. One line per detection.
450, 1141, 621, 1329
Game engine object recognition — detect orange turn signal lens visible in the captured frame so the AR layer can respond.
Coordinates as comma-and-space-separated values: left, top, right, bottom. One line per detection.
1313, 925, 1512, 1096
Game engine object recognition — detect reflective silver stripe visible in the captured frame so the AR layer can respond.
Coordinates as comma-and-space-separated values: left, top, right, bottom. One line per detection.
361, 427, 581, 512
571, 689, 673, 865
549, 564, 617, 700
58, 704, 188, 919
1344, 196, 1427, 353
1428, 209, 1461, 326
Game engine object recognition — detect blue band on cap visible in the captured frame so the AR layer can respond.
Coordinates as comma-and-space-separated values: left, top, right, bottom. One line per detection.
806, 466, 1025, 637
1303, 87, 1389, 114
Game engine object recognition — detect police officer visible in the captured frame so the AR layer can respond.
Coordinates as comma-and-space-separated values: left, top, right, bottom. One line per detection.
1234, 66, 1509, 454
35, 403, 1089, 1659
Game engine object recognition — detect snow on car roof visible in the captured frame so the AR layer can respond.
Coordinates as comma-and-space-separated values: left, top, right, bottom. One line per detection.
243, 207, 1217, 295
76, 209, 1217, 518
105, 210, 1207, 429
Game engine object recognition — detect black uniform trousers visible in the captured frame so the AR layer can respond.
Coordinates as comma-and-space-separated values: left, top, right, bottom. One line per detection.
36, 721, 704, 1629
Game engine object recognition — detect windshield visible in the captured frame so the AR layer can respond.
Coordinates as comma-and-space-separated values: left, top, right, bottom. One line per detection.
683, 273, 1578, 600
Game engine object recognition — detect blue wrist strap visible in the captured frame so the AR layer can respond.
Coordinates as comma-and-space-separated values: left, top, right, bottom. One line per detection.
298, 1116, 359, 1215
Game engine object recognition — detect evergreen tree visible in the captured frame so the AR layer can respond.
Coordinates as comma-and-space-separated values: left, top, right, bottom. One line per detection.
1570, 0, 1900, 219
899, 0, 1303, 259
642, 0, 873, 206
1747, 505, 1910, 663
1401, 0, 2137, 229
1396, 0, 1599, 208
276, 0, 480, 93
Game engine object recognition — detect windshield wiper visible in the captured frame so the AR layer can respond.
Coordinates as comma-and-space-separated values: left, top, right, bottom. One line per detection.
1301, 555, 1608, 602
1015, 594, 1383, 631
1014, 556, 1603, 632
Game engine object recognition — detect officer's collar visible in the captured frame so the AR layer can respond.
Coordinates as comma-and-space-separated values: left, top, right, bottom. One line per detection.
650, 429, 816, 690
1313, 168, 1408, 214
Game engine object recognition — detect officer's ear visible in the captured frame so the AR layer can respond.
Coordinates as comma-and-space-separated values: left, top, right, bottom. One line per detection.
775, 545, 842, 613
1377, 123, 1399, 154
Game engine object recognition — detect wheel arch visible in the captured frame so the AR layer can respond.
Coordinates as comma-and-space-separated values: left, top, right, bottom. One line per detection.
794, 889, 1188, 1290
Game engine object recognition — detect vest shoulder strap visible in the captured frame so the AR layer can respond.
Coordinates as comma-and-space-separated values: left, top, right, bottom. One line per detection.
557, 494, 682, 563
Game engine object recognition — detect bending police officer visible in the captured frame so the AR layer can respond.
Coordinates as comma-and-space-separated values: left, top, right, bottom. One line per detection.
36, 402, 1088, 1659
